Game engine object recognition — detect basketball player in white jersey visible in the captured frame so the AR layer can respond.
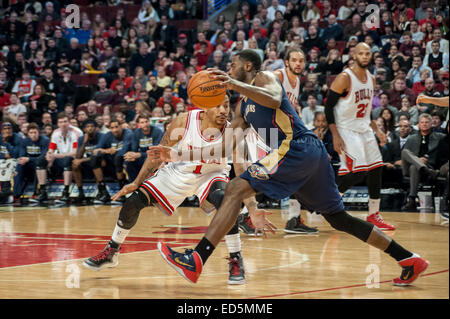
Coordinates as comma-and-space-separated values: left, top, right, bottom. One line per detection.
239, 47, 318, 234
325, 42, 395, 230
83, 95, 248, 284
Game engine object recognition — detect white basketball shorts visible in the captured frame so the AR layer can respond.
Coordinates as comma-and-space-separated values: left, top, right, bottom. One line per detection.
140, 164, 229, 216
336, 127, 383, 176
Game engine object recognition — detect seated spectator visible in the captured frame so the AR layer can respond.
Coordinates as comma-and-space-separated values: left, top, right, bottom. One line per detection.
13, 122, 50, 200
338, 0, 356, 21
12, 70, 36, 103
322, 14, 343, 42
301, 0, 320, 22
124, 114, 163, 182
72, 119, 110, 204
39, 112, 83, 203
28, 84, 52, 125
157, 86, 182, 110
110, 67, 133, 91
303, 25, 326, 55
382, 118, 413, 186
379, 107, 397, 143
398, 95, 420, 126
125, 81, 145, 105
173, 71, 188, 102
343, 14, 362, 41
423, 40, 449, 75
386, 76, 416, 110
406, 55, 433, 85
206, 50, 228, 71
156, 65, 172, 89
301, 93, 324, 129
0, 121, 23, 200
304, 47, 321, 74
401, 113, 446, 211
129, 42, 156, 75
93, 77, 115, 107
312, 111, 339, 165
92, 116, 134, 202
412, 68, 432, 96
262, 50, 284, 71
431, 111, 446, 133
3, 93, 27, 124
55, 67, 77, 110
372, 92, 399, 122
318, 49, 343, 75
425, 28, 449, 55
267, 0, 286, 22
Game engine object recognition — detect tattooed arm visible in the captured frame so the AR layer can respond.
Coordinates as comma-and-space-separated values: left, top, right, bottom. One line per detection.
111, 113, 188, 200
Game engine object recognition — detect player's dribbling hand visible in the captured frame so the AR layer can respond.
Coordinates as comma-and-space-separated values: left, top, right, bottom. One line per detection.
207, 68, 233, 89
249, 209, 277, 238
376, 130, 387, 147
111, 182, 138, 201
416, 95, 425, 105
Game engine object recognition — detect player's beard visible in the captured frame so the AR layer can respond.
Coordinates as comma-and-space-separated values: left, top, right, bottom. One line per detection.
288, 63, 302, 76
234, 66, 247, 82
355, 59, 370, 69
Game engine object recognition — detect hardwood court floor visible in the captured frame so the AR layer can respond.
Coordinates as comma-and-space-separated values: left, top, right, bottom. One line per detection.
0, 204, 448, 299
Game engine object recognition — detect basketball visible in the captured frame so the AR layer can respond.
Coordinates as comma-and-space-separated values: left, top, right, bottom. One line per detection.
188, 70, 226, 109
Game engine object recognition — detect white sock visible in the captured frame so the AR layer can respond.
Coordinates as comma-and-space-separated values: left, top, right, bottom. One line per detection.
368, 198, 380, 216
111, 223, 130, 245
288, 199, 301, 220
225, 233, 241, 254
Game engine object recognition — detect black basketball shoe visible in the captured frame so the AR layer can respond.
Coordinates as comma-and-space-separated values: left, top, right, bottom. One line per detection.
83, 241, 120, 271
284, 216, 319, 234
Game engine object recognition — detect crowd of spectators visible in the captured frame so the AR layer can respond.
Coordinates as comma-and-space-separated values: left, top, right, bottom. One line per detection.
0, 0, 448, 212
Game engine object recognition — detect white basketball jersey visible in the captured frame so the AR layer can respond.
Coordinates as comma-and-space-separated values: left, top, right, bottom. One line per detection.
334, 68, 374, 133
173, 110, 231, 175
280, 68, 300, 106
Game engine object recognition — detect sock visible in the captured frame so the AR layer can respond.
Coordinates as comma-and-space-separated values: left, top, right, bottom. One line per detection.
368, 198, 380, 216
225, 233, 241, 257
288, 199, 301, 219
384, 240, 413, 262
195, 237, 215, 264
111, 223, 130, 248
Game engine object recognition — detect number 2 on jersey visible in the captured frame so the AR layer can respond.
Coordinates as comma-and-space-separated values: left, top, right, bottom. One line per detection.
193, 165, 202, 174
356, 103, 368, 118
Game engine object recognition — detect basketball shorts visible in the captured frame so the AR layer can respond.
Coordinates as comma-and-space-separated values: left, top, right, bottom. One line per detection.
240, 134, 344, 215
140, 164, 229, 216
336, 127, 383, 176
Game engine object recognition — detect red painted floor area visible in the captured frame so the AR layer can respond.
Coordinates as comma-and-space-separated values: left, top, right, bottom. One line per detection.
0, 232, 200, 269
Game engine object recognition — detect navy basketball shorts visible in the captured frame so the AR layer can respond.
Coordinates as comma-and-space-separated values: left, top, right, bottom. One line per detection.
240, 134, 344, 215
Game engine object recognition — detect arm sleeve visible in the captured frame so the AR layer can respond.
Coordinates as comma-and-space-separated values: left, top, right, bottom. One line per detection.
325, 89, 343, 125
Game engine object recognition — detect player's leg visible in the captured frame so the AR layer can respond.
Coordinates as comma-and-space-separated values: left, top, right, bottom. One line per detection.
91, 154, 111, 203
295, 143, 428, 286
206, 180, 246, 285
83, 187, 152, 270
36, 157, 48, 202
58, 156, 74, 202
113, 153, 127, 201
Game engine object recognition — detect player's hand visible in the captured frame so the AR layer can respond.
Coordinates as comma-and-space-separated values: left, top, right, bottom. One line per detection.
248, 209, 277, 238
148, 145, 180, 163
416, 95, 426, 105
332, 134, 346, 155
207, 68, 233, 89
111, 182, 139, 201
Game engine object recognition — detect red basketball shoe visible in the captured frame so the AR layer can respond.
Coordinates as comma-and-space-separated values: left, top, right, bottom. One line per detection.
393, 253, 430, 286
366, 212, 396, 230
158, 242, 203, 284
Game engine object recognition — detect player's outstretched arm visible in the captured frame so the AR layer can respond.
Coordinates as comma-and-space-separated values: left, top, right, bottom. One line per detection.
112, 114, 187, 201
417, 95, 449, 108
209, 69, 283, 109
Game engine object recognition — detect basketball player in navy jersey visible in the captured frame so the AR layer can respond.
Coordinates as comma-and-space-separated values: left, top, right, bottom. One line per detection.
152, 48, 429, 286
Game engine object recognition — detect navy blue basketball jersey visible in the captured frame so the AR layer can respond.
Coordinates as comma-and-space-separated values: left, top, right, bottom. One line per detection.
240, 84, 311, 150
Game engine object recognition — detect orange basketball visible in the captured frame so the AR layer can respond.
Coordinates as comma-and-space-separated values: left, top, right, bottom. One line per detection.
188, 70, 226, 109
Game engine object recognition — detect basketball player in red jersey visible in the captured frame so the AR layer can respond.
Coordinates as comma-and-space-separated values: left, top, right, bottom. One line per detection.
83, 95, 250, 285
325, 42, 395, 230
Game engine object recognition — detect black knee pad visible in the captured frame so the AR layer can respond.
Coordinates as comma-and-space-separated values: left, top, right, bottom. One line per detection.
90, 154, 103, 169
113, 154, 124, 173
62, 156, 73, 171
206, 181, 227, 210
324, 211, 374, 242
36, 157, 48, 170
117, 190, 149, 229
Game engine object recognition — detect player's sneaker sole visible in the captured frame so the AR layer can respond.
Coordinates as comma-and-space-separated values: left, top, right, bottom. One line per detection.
82, 257, 119, 271
284, 228, 319, 234
228, 278, 246, 285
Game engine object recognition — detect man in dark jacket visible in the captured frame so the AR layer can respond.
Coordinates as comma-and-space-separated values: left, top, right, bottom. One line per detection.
401, 113, 445, 211
129, 42, 156, 75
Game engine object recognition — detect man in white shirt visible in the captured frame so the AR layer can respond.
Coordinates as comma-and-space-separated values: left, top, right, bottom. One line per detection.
423, 40, 449, 72
41, 112, 83, 203
301, 93, 325, 129
3, 93, 27, 123
406, 55, 433, 84
12, 70, 36, 102
426, 28, 449, 55
267, 0, 286, 22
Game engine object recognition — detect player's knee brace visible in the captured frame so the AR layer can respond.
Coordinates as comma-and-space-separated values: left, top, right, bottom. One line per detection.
36, 157, 48, 170
323, 211, 374, 242
206, 181, 227, 210
117, 190, 149, 230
